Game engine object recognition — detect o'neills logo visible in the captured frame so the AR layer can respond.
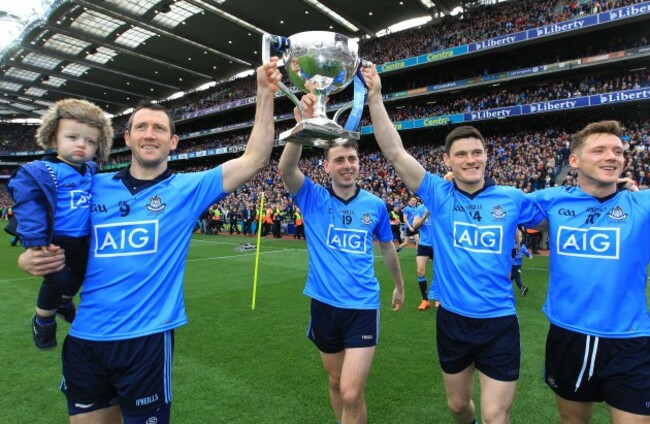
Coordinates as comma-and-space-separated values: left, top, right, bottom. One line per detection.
135, 393, 159, 407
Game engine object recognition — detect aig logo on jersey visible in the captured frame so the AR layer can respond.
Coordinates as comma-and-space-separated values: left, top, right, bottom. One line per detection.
557, 226, 619, 259
69, 190, 91, 209
94, 220, 159, 257
327, 225, 367, 254
453, 222, 503, 254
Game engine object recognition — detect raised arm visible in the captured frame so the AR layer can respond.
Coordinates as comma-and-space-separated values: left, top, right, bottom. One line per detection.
222, 57, 282, 193
278, 95, 316, 194
363, 65, 425, 193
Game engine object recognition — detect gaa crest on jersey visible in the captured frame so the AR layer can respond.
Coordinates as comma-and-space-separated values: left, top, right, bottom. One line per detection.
490, 205, 506, 220
145, 195, 166, 213
360, 213, 373, 225
607, 206, 627, 222
69, 190, 91, 210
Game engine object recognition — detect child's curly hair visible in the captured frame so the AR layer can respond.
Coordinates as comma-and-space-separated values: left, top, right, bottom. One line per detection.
35, 99, 114, 161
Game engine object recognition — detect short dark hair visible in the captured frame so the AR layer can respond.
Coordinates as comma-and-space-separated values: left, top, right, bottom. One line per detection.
570, 120, 621, 154
324, 140, 359, 159
444, 126, 485, 154
126, 101, 175, 135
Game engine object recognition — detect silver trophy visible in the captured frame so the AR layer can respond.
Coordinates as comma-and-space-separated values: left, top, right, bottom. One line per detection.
262, 31, 367, 148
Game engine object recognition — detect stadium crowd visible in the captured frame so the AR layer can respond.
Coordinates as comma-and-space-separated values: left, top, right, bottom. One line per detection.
97, 65, 650, 167
360, 0, 647, 63
163, 119, 649, 237
2, 0, 649, 231
96, 0, 650, 134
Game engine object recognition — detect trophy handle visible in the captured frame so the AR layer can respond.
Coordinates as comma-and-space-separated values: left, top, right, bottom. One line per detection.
333, 59, 373, 130
261, 33, 305, 120
332, 101, 353, 124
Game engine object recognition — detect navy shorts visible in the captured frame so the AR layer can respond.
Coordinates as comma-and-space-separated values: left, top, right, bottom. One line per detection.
307, 298, 379, 354
405, 228, 419, 237
62, 330, 174, 415
545, 324, 650, 415
416, 244, 433, 258
436, 306, 520, 381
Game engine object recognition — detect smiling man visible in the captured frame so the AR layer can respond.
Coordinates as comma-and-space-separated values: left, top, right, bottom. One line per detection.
363, 65, 544, 424
278, 94, 405, 424
17, 58, 282, 424
528, 121, 650, 424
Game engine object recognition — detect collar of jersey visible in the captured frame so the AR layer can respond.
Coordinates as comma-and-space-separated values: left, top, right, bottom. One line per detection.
327, 184, 361, 205
115, 167, 172, 195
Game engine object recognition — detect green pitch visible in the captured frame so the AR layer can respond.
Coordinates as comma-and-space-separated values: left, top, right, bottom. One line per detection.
0, 234, 625, 422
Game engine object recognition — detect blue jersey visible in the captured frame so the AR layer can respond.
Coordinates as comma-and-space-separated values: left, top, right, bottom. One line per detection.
51, 160, 93, 238
8, 159, 95, 246
529, 186, 650, 338
512, 244, 532, 266
415, 204, 433, 246
402, 204, 417, 227
417, 172, 543, 318
295, 178, 393, 309
70, 166, 226, 341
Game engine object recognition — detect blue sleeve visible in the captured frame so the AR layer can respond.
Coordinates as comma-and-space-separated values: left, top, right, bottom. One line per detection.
374, 198, 393, 242
526, 189, 551, 219
7, 166, 51, 247
517, 190, 545, 228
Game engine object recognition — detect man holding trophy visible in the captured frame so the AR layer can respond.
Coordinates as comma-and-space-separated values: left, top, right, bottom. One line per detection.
272, 31, 405, 424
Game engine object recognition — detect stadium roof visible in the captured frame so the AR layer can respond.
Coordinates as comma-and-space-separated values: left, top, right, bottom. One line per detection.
0, 0, 464, 121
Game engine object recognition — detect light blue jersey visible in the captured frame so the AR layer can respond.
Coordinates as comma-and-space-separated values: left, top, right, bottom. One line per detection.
70, 166, 226, 341
51, 161, 93, 237
417, 172, 543, 318
529, 186, 650, 338
295, 178, 393, 309
415, 204, 432, 246
402, 204, 418, 227
512, 244, 531, 266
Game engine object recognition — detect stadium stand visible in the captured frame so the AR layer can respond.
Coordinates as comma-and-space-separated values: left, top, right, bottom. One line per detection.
1, 0, 649, 218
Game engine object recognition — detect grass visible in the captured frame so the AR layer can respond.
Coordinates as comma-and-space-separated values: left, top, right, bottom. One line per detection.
0, 233, 623, 423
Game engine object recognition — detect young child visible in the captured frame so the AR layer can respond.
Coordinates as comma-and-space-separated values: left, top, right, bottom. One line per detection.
8, 99, 113, 350
511, 242, 533, 295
